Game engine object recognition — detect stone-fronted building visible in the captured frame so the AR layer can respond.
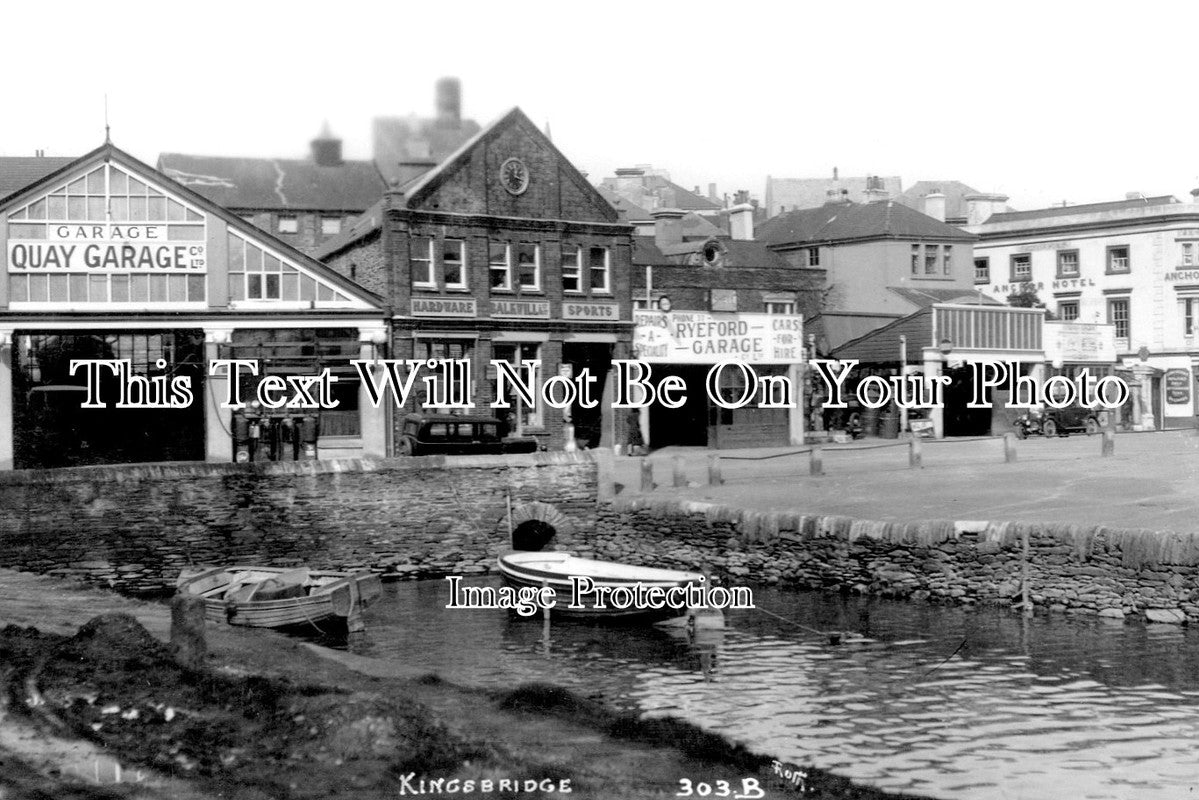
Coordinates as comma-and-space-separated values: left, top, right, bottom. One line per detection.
317, 108, 635, 452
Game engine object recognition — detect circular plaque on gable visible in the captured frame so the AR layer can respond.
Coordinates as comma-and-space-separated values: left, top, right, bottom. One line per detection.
500, 157, 529, 195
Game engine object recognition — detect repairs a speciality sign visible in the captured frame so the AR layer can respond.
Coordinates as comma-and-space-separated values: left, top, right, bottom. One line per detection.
633, 310, 802, 364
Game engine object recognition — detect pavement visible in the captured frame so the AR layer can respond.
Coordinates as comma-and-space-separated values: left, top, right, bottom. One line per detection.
607, 428, 1199, 534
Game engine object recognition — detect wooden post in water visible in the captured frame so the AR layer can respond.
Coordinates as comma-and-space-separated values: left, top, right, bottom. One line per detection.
1004, 432, 1017, 463
809, 446, 823, 476
707, 455, 723, 486
1102, 431, 1115, 457
909, 437, 922, 469
170, 593, 207, 671
673, 455, 687, 488
542, 579, 551, 656
1021, 525, 1032, 617
640, 458, 653, 492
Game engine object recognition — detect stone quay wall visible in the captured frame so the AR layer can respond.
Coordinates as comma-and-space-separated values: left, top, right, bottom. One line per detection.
583, 498, 1199, 624
0, 453, 597, 595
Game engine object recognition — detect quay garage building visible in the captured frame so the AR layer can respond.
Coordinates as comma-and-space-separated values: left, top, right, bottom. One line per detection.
0, 144, 388, 470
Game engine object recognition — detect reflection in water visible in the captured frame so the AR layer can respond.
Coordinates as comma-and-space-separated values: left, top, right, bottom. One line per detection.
349, 578, 1199, 799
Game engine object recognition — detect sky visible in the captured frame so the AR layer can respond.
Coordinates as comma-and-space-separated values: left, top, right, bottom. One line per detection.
5, 0, 1199, 213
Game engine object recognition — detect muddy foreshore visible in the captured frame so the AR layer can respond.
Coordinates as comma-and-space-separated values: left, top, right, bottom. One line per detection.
0, 570, 932, 800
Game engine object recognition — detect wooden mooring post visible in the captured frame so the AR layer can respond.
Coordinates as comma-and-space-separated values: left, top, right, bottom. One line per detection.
909, 437, 922, 469
640, 458, 653, 492
809, 446, 823, 476
707, 455, 723, 486
1004, 432, 1017, 463
1102, 431, 1115, 457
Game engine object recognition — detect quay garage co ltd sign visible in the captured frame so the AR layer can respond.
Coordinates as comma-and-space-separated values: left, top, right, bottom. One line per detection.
7, 224, 205, 271
633, 310, 803, 364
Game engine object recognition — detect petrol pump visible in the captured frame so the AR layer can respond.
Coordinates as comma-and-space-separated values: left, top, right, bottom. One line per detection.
232, 404, 319, 463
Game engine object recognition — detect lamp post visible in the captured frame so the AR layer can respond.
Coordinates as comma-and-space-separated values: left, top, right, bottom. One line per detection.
899, 334, 908, 435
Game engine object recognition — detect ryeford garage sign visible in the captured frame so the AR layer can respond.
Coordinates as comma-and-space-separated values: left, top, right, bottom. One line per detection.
633, 310, 803, 364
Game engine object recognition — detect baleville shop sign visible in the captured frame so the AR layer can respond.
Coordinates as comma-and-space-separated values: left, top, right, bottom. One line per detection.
633, 310, 803, 364
8, 225, 205, 271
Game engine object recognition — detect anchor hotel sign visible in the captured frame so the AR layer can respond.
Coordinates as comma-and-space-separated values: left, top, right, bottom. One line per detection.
8, 225, 206, 271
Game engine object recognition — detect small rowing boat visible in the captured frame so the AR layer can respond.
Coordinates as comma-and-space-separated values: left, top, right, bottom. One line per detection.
497, 551, 711, 622
176, 566, 382, 632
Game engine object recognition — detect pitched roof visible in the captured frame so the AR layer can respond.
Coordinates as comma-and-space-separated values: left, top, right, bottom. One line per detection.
631, 235, 794, 269
831, 308, 935, 362
807, 312, 904, 354
599, 171, 722, 213
766, 175, 903, 213
1, 142, 384, 309
595, 185, 654, 222
372, 115, 482, 186
0, 156, 77, 201
894, 180, 993, 221
887, 286, 999, 309
984, 195, 1178, 225
157, 152, 385, 212
756, 200, 976, 247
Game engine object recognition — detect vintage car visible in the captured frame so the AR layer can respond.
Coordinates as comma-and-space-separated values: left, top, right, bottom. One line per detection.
396, 413, 540, 456
1012, 403, 1104, 438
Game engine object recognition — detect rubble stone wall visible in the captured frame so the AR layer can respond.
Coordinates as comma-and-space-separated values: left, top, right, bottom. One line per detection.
0, 453, 597, 595
582, 498, 1199, 624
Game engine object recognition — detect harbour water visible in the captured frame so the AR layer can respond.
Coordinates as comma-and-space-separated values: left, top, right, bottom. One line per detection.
348, 578, 1199, 799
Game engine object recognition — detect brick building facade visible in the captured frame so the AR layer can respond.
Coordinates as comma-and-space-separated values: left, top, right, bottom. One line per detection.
318, 108, 635, 453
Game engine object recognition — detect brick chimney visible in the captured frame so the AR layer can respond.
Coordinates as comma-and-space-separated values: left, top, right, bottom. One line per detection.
729, 203, 754, 241
923, 191, 946, 222
652, 208, 686, 248
310, 121, 343, 167
435, 77, 461, 126
864, 175, 889, 203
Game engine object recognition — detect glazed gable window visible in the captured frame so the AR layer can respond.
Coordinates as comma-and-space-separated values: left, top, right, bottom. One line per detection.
489, 241, 511, 290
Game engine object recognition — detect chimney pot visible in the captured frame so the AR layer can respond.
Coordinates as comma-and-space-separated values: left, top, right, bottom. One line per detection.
310, 123, 343, 167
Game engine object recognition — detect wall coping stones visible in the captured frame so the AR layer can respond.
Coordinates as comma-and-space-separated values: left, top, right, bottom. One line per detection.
0, 450, 596, 486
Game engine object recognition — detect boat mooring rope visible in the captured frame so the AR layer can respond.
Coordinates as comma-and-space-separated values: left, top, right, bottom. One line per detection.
753, 604, 848, 645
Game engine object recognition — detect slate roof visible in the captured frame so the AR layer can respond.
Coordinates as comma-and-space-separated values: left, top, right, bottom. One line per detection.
372, 115, 482, 186
984, 195, 1178, 225
766, 175, 903, 213
0, 156, 77, 201
831, 308, 935, 362
887, 286, 999, 308
157, 152, 386, 212
631, 235, 794, 269
894, 180, 1000, 222
599, 172, 721, 212
756, 200, 976, 247
595, 185, 654, 222
806, 312, 904, 354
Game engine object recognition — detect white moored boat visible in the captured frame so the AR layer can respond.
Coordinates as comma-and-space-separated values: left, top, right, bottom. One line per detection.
497, 551, 707, 622
177, 566, 382, 632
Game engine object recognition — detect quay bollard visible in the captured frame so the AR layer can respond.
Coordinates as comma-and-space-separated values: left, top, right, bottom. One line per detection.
909, 437, 922, 469
170, 593, 207, 671
640, 458, 654, 492
707, 455, 723, 486
1004, 432, 1017, 463
1102, 431, 1115, 457
673, 455, 687, 488
809, 446, 823, 476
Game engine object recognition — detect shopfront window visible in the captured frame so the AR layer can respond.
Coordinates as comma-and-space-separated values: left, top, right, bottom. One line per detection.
491, 342, 543, 429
